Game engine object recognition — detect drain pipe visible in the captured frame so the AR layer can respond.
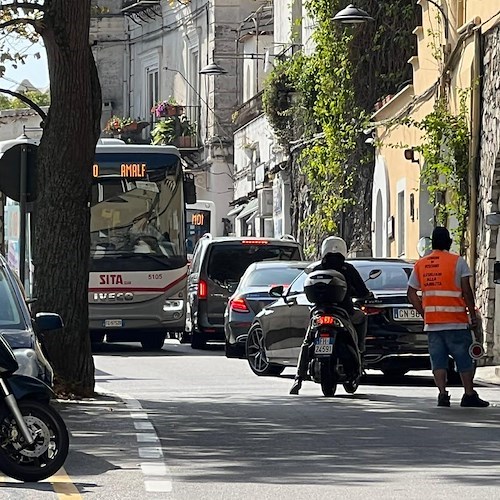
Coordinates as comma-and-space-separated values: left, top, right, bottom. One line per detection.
468, 25, 483, 287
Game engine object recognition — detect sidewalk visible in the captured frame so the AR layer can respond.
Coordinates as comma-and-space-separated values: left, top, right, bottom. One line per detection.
475, 365, 500, 385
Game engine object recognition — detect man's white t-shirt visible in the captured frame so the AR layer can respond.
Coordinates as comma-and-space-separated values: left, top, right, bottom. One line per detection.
408, 252, 472, 332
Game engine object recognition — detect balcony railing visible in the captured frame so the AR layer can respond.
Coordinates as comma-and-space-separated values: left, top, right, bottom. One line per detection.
233, 92, 264, 129
121, 0, 160, 14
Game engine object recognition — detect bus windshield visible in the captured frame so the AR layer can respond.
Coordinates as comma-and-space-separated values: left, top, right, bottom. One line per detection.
90, 151, 186, 271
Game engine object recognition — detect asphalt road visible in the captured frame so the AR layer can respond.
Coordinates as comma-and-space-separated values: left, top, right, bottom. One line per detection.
2, 340, 500, 499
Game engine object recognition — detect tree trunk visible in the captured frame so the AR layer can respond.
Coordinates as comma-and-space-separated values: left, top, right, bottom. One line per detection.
33, 0, 102, 397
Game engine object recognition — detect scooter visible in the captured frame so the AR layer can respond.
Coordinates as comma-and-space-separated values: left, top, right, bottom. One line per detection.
0, 325, 69, 482
304, 268, 381, 397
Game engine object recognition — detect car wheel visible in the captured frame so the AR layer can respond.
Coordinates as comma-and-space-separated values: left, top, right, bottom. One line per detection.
382, 369, 408, 380
141, 333, 166, 351
191, 331, 207, 350
246, 325, 284, 376
225, 341, 246, 359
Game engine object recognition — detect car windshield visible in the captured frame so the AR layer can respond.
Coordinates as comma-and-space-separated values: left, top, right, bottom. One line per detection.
0, 268, 24, 329
243, 267, 305, 288
355, 263, 413, 290
207, 244, 301, 284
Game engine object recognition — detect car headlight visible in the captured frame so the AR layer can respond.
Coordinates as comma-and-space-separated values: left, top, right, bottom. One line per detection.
14, 348, 39, 378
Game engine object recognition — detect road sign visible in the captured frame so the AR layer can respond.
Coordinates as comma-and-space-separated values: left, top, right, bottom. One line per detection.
0, 143, 38, 202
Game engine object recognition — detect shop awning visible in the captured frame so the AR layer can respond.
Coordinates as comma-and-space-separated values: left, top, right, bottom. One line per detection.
237, 198, 258, 219
227, 205, 244, 217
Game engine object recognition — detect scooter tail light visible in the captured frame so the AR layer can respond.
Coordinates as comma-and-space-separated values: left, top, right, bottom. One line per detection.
316, 315, 344, 327
229, 297, 250, 313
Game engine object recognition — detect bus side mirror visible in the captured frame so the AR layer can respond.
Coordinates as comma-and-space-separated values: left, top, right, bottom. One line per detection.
184, 173, 197, 205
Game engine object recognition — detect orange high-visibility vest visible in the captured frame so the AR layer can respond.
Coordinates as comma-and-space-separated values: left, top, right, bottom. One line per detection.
414, 250, 469, 325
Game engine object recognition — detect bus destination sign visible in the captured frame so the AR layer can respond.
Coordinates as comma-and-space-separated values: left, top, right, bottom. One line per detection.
93, 163, 147, 178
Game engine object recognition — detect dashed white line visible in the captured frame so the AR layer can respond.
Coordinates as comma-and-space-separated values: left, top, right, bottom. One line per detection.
96, 385, 172, 494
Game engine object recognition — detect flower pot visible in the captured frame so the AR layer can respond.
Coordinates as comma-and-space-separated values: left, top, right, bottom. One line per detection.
121, 122, 138, 133
178, 136, 192, 148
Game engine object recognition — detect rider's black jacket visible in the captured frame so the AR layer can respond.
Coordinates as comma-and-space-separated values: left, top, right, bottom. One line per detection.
312, 253, 370, 314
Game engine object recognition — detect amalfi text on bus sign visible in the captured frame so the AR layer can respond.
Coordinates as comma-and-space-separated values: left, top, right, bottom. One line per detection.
92, 162, 147, 178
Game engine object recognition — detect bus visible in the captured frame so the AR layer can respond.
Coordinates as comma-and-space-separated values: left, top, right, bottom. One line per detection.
186, 200, 216, 260
90, 142, 191, 349
1, 137, 191, 350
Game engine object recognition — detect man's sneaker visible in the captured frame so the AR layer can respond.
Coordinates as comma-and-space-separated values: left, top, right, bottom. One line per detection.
289, 378, 302, 395
461, 391, 489, 408
437, 391, 451, 407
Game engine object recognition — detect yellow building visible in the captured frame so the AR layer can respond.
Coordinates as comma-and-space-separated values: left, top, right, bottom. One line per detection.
373, 0, 500, 360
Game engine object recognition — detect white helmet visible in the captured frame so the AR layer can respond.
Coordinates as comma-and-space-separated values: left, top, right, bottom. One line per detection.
320, 236, 347, 259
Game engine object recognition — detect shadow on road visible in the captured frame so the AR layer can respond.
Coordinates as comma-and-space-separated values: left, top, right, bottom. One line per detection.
141, 389, 500, 487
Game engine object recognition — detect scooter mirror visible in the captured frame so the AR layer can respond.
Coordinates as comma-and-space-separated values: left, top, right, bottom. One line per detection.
367, 269, 382, 281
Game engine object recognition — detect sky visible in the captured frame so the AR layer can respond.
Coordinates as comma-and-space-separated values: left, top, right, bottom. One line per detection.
0, 38, 49, 92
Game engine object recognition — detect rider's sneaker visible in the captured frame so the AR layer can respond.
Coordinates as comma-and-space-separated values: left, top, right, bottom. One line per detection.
437, 391, 450, 407
289, 378, 302, 395
460, 391, 489, 408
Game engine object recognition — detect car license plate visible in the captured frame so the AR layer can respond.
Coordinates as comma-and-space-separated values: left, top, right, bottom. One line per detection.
314, 336, 335, 355
104, 319, 123, 328
393, 308, 422, 321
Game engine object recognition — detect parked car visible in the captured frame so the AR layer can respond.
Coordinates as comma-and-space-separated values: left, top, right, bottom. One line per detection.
0, 255, 61, 386
224, 260, 310, 358
246, 258, 431, 378
187, 235, 304, 349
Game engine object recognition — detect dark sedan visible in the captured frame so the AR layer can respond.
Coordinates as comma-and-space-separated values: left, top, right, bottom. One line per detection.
224, 260, 310, 358
0, 255, 62, 386
246, 258, 431, 378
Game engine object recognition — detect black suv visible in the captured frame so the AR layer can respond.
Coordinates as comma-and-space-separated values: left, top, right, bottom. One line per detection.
187, 235, 303, 349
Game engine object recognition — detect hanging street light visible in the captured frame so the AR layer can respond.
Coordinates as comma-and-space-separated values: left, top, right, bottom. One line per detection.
332, 4, 374, 24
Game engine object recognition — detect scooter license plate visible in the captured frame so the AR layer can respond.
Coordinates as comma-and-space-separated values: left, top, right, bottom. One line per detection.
314, 336, 335, 355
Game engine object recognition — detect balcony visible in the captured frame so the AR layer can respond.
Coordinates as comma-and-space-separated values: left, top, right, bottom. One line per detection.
150, 105, 201, 153
121, 0, 161, 15
233, 92, 264, 129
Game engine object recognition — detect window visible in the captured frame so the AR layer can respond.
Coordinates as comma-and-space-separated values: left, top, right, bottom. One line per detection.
288, 271, 307, 295
0, 269, 23, 329
397, 190, 405, 256
147, 67, 159, 123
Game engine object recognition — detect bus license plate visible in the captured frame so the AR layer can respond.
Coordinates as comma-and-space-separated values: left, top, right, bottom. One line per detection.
104, 319, 123, 328
315, 336, 335, 355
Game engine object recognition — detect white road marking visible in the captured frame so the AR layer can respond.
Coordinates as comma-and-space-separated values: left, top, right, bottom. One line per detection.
95, 385, 172, 495
136, 433, 160, 443
134, 421, 154, 430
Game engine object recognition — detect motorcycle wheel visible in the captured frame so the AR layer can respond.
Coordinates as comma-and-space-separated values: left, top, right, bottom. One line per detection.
320, 359, 337, 397
0, 400, 69, 482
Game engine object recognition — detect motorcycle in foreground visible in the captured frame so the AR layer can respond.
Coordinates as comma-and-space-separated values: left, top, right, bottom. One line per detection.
303, 268, 381, 397
0, 317, 69, 482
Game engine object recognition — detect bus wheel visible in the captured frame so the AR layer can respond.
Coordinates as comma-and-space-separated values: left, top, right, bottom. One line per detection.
141, 333, 166, 351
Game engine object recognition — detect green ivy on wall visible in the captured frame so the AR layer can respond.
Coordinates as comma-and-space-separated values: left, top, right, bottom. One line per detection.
262, 0, 419, 255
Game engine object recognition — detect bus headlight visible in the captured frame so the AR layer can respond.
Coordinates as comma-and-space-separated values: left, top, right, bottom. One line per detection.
163, 300, 184, 319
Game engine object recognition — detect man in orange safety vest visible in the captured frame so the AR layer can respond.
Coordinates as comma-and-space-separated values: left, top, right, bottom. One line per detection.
407, 227, 489, 408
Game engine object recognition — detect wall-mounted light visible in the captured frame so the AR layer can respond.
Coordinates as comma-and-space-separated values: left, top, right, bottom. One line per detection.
404, 148, 419, 163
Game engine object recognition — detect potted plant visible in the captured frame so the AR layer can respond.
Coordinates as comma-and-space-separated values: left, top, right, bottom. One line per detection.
151, 118, 176, 145
104, 116, 137, 134
178, 115, 196, 148
151, 97, 184, 118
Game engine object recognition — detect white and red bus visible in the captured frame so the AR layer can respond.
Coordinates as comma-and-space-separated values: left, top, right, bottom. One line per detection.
89, 142, 191, 349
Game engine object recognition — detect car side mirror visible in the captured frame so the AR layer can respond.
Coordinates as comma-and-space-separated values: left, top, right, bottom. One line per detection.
35, 312, 64, 332
269, 285, 284, 298
227, 282, 238, 294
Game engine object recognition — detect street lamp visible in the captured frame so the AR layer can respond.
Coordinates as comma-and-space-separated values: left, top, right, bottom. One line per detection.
332, 4, 374, 24
199, 50, 268, 76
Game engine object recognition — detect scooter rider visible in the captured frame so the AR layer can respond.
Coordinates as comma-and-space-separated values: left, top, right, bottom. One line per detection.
290, 236, 371, 395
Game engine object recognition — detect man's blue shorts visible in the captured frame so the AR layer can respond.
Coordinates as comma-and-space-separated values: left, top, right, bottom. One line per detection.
427, 329, 474, 373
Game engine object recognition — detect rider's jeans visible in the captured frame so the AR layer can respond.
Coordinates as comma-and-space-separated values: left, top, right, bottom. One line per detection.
295, 310, 366, 380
